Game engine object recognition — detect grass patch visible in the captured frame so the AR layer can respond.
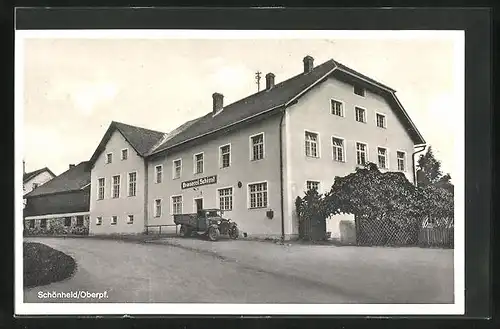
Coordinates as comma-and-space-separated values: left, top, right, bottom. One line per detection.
23, 242, 76, 288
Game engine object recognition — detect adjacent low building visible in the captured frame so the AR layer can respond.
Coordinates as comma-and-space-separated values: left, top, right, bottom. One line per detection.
23, 162, 91, 236
86, 55, 425, 240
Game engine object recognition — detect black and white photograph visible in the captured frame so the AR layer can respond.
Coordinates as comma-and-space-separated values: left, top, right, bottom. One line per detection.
15, 28, 464, 315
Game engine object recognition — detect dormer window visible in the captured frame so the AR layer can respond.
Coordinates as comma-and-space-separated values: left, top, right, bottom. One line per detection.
354, 85, 365, 97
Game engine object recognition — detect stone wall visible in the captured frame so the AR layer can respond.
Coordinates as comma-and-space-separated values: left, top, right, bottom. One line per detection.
24, 214, 90, 236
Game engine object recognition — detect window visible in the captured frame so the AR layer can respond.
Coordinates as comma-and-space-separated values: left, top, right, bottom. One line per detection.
171, 196, 182, 215
331, 99, 344, 116
356, 142, 368, 165
397, 151, 407, 171
121, 149, 128, 160
220, 144, 231, 168
251, 133, 265, 161
376, 113, 386, 128
305, 131, 319, 158
307, 180, 320, 191
154, 199, 162, 217
378, 147, 388, 169
248, 182, 268, 209
96, 217, 102, 226
127, 215, 134, 224
76, 216, 84, 227
173, 160, 182, 179
194, 153, 204, 174
106, 153, 113, 164
29, 219, 35, 228
355, 107, 366, 123
111, 216, 117, 225
332, 137, 345, 162
354, 85, 365, 97
112, 175, 120, 198
32, 183, 39, 189
98, 178, 105, 200
40, 219, 47, 229
218, 187, 233, 211
155, 165, 163, 183
128, 172, 137, 197
64, 217, 71, 227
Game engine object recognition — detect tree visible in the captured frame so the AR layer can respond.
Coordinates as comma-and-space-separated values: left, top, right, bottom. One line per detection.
322, 163, 426, 245
294, 162, 455, 245
417, 146, 454, 193
325, 162, 424, 225
295, 188, 330, 240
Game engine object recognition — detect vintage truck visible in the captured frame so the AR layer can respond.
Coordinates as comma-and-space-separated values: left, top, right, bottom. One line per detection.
173, 209, 239, 241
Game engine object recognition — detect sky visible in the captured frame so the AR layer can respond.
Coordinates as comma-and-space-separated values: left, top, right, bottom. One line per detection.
20, 33, 462, 179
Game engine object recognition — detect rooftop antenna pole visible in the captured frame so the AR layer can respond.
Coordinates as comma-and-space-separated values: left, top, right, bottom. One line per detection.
255, 71, 262, 92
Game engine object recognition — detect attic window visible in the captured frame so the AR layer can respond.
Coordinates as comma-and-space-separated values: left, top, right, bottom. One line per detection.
106, 153, 113, 164
354, 85, 365, 97
121, 149, 128, 160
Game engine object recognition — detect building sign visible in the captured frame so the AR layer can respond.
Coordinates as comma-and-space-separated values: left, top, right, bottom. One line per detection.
181, 175, 217, 190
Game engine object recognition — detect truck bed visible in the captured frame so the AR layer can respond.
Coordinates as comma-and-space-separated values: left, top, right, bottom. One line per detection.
173, 213, 198, 226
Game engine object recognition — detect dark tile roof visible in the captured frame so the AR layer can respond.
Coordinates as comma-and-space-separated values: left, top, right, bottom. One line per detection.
24, 161, 91, 198
88, 121, 166, 167
113, 121, 166, 155
23, 167, 56, 183
150, 59, 338, 154
331, 59, 396, 92
149, 58, 424, 155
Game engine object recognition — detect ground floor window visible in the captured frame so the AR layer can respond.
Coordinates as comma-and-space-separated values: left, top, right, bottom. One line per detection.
96, 217, 102, 226
306, 180, 320, 191
248, 182, 268, 209
29, 219, 35, 228
127, 215, 134, 224
64, 217, 71, 227
155, 199, 162, 217
76, 216, 84, 227
111, 216, 117, 225
40, 219, 47, 229
218, 187, 233, 211
171, 196, 182, 214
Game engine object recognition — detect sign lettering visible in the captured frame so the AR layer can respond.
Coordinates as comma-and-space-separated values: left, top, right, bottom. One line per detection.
181, 175, 217, 190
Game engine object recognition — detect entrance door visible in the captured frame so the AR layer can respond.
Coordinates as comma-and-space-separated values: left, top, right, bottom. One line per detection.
194, 198, 206, 231
195, 198, 203, 213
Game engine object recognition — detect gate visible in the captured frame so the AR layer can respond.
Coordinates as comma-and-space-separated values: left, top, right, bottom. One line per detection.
299, 215, 326, 241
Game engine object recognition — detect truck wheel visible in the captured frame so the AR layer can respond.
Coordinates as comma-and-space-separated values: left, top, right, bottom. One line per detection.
208, 227, 220, 241
229, 226, 239, 239
179, 225, 189, 237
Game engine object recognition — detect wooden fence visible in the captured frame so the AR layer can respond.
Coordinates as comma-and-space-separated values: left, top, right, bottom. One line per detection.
418, 227, 454, 248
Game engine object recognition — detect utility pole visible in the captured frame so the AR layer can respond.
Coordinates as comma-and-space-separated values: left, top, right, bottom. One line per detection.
255, 71, 262, 92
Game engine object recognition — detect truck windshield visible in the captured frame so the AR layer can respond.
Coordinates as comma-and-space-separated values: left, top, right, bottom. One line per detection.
206, 211, 219, 217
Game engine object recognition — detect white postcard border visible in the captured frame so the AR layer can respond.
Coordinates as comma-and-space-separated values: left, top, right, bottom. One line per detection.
14, 29, 465, 316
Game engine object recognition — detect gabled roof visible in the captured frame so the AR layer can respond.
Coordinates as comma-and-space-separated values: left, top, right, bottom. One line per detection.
88, 121, 166, 167
149, 58, 424, 156
23, 167, 56, 183
24, 161, 90, 198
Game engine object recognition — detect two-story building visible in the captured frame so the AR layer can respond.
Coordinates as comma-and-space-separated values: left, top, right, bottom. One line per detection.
87, 121, 166, 234
88, 55, 425, 240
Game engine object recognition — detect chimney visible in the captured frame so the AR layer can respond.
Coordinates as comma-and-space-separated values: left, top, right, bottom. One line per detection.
303, 55, 314, 73
212, 93, 224, 114
69, 164, 75, 169
265, 73, 275, 90
23, 160, 26, 174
